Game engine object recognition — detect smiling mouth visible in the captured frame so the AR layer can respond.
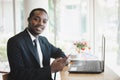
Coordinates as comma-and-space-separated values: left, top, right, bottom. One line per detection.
36, 26, 44, 31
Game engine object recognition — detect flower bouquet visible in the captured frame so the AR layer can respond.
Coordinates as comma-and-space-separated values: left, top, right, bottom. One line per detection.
73, 41, 90, 53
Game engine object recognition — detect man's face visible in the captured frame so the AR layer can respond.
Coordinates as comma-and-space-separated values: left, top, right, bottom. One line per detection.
28, 10, 48, 36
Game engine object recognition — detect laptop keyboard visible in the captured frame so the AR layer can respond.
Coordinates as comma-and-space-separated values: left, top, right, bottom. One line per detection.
70, 60, 101, 72
83, 61, 100, 70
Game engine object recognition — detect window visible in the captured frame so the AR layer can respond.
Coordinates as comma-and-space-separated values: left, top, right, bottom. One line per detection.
49, 0, 93, 55
94, 0, 120, 75
49, 0, 120, 76
0, 0, 23, 72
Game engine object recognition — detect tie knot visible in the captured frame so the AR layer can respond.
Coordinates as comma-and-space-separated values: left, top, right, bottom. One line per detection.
34, 39, 37, 42
33, 39, 37, 47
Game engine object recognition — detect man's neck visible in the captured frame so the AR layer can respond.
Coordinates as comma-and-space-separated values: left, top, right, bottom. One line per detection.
27, 27, 39, 38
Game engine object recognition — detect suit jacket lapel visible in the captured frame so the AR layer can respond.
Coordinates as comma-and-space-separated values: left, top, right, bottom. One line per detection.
23, 29, 40, 65
38, 37, 48, 66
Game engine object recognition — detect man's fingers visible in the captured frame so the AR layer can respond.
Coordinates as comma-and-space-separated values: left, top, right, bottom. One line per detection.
54, 57, 68, 65
54, 57, 62, 62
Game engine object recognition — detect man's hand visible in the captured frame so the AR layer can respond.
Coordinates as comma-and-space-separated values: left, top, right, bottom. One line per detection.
51, 57, 67, 73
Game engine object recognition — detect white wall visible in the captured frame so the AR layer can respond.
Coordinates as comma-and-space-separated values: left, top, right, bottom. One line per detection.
23, 0, 49, 27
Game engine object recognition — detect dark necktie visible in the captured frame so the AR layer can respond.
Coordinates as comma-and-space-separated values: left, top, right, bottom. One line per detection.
33, 39, 37, 49
33, 39, 40, 64
33, 39, 43, 67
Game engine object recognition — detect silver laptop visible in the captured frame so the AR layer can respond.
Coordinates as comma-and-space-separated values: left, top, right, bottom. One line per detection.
68, 35, 105, 73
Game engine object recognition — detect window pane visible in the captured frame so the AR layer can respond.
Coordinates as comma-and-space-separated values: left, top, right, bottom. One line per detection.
0, 0, 14, 72
95, 0, 120, 75
49, 0, 91, 55
0, 0, 23, 72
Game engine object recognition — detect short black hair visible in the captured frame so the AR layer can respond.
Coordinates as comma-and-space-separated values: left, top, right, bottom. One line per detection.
28, 8, 48, 19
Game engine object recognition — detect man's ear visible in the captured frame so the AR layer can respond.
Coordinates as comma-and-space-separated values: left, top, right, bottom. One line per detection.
27, 17, 30, 22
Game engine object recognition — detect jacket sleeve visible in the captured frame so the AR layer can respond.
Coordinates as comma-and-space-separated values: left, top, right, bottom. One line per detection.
41, 36, 66, 59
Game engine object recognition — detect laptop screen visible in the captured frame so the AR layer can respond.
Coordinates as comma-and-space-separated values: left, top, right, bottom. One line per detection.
102, 35, 105, 61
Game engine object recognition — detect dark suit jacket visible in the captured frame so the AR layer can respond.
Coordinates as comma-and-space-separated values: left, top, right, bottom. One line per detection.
7, 29, 66, 80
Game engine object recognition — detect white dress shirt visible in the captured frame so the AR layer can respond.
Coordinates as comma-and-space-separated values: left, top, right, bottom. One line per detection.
27, 29, 43, 67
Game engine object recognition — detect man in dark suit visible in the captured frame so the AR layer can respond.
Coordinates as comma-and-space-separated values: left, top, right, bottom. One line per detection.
7, 8, 67, 80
